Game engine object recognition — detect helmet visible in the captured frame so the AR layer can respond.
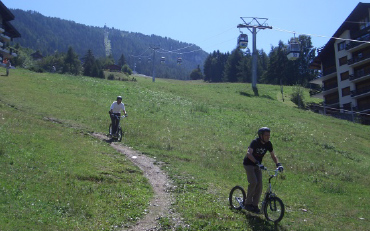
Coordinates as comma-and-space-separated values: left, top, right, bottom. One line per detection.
258, 127, 270, 137
117, 96, 122, 100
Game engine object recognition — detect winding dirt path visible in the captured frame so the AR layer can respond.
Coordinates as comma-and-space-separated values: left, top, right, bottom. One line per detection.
92, 133, 182, 230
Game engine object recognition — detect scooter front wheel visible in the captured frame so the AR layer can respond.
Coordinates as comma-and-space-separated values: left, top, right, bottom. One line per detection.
229, 186, 246, 210
263, 196, 285, 222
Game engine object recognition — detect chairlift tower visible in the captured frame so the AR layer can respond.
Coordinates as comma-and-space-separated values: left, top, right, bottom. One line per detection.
237, 17, 272, 95
150, 45, 160, 82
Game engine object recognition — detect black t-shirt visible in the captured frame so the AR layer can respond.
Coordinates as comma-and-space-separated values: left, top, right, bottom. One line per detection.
243, 138, 273, 165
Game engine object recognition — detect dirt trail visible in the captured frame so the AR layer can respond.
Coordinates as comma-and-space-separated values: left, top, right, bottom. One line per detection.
92, 133, 183, 230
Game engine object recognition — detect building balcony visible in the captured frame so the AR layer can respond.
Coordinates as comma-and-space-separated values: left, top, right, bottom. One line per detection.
310, 91, 324, 99
350, 73, 370, 82
346, 32, 370, 52
310, 86, 338, 100
351, 87, 370, 98
322, 83, 338, 91
324, 100, 340, 107
348, 53, 370, 67
0, 34, 11, 42
0, 47, 10, 55
309, 68, 337, 85
346, 41, 370, 52
0, 27, 4, 34
323, 66, 337, 76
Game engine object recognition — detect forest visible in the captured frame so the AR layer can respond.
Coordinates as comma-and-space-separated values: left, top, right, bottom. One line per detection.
203, 35, 319, 86
8, 9, 320, 86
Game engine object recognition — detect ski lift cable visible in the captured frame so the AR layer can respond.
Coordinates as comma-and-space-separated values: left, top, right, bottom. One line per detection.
157, 47, 203, 55
130, 47, 152, 58
344, 20, 370, 24
147, 25, 237, 55
129, 23, 238, 58
273, 27, 370, 45
167, 44, 197, 52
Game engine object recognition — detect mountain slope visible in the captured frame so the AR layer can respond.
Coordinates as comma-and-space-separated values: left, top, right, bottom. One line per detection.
0, 69, 369, 230
9, 9, 208, 79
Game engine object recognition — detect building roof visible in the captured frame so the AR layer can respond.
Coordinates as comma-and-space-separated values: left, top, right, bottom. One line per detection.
31, 51, 44, 60
310, 2, 370, 68
0, 1, 21, 38
3, 21, 21, 38
0, 1, 15, 21
105, 64, 121, 70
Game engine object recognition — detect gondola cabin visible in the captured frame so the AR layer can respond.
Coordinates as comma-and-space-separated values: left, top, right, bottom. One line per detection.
147, 58, 151, 63
138, 57, 141, 63
177, 57, 182, 65
287, 37, 300, 60
160, 57, 165, 64
238, 34, 248, 49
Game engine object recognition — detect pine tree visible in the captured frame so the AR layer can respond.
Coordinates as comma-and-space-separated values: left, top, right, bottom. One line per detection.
203, 54, 213, 82
62, 46, 81, 75
118, 54, 126, 68
83, 49, 96, 77
223, 49, 243, 82
262, 41, 288, 84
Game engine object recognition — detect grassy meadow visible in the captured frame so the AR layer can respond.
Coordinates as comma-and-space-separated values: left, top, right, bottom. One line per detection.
0, 68, 369, 230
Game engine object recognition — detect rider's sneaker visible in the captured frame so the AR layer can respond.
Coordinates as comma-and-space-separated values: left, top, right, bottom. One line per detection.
245, 204, 255, 212
253, 205, 261, 214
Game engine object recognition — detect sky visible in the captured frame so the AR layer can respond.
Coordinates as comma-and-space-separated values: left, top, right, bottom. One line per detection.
2, 0, 363, 55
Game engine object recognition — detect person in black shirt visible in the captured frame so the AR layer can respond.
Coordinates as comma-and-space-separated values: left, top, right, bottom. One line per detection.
243, 127, 284, 213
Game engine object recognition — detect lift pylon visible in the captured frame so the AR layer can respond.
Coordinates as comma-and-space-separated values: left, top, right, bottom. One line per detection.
237, 17, 272, 94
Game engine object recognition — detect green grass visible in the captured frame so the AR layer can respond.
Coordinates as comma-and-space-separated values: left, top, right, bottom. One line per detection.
1, 68, 369, 230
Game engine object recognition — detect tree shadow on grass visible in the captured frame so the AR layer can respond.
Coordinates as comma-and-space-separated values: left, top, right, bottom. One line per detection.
239, 91, 274, 100
238, 210, 287, 231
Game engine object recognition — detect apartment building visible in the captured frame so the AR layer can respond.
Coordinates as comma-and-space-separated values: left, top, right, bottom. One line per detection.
0, 1, 21, 64
310, 2, 370, 124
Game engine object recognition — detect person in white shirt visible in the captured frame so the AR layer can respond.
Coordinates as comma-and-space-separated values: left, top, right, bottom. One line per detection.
109, 96, 127, 137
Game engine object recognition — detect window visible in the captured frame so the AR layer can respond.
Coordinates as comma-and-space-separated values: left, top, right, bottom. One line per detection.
339, 56, 347, 66
342, 87, 351, 97
337, 42, 346, 51
340, 71, 349, 81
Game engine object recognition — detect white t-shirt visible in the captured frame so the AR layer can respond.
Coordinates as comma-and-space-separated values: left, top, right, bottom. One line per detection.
110, 101, 125, 113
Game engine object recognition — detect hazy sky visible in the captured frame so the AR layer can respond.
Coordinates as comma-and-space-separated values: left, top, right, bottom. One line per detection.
2, 0, 362, 55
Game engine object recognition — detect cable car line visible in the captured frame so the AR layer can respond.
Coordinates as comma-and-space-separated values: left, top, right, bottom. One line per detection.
130, 47, 152, 58
273, 27, 370, 45
131, 18, 370, 62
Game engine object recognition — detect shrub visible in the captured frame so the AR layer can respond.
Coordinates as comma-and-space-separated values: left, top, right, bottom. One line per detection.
291, 85, 305, 108
121, 64, 132, 75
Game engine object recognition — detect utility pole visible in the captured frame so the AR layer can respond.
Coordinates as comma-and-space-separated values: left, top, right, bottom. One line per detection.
237, 17, 272, 95
150, 45, 160, 82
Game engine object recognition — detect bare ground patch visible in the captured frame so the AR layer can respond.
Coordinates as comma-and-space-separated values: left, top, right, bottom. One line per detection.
91, 133, 185, 230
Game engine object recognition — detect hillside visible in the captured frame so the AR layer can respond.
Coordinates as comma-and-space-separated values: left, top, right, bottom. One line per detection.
0, 69, 369, 230
9, 9, 208, 80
